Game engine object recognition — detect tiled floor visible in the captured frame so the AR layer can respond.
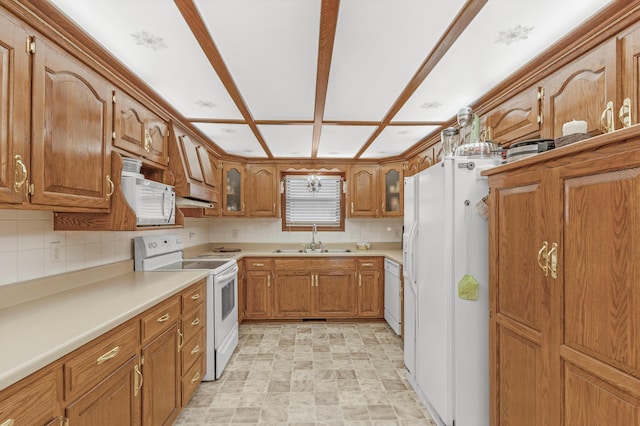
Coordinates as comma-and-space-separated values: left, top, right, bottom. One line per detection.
174, 322, 436, 425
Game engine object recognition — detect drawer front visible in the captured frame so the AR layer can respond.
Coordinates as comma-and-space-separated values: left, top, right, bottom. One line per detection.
182, 279, 206, 314
181, 355, 205, 406
356, 258, 382, 270
244, 258, 274, 270
0, 367, 60, 426
64, 322, 139, 401
182, 303, 206, 343
141, 296, 181, 344
274, 257, 356, 270
181, 330, 205, 373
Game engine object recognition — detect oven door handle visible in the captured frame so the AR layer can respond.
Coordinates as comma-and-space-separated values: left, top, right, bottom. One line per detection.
215, 265, 239, 283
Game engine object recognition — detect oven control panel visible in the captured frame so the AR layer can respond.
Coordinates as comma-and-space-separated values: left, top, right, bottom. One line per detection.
134, 234, 184, 265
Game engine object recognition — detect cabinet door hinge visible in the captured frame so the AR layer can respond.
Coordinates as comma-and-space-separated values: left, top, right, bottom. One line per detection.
112, 131, 116, 141
537, 87, 544, 101
26, 36, 36, 54
27, 181, 34, 196
140, 355, 145, 365
112, 92, 117, 104
60, 417, 69, 426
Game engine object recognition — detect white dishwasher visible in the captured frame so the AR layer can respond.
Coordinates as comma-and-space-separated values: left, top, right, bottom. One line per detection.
384, 258, 402, 335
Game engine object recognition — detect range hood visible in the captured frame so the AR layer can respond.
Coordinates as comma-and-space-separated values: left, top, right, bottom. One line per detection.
175, 196, 214, 209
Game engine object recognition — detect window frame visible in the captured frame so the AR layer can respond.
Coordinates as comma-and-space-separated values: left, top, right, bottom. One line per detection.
280, 171, 346, 232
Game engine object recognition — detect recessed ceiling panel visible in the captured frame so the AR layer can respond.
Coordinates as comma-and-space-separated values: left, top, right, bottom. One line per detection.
258, 125, 314, 157
324, 0, 466, 121
361, 126, 439, 159
195, 0, 320, 120
49, 0, 242, 119
194, 123, 266, 158
394, 0, 613, 122
317, 126, 377, 158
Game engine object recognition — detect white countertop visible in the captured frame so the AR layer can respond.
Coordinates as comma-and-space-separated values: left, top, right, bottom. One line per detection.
0, 261, 208, 390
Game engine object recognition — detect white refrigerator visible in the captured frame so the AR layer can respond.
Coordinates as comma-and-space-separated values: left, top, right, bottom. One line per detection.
406, 157, 494, 426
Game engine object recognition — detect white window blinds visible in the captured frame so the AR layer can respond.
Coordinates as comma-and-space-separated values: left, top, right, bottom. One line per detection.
284, 175, 342, 228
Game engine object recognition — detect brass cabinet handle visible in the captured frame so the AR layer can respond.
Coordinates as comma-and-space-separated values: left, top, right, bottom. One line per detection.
144, 129, 152, 152
358, 274, 362, 287
191, 371, 201, 383
1, 418, 15, 426
253, 263, 264, 267
106, 175, 115, 199
14, 155, 27, 192
156, 313, 170, 323
601, 100, 615, 133
177, 329, 184, 352
619, 97, 632, 128
548, 242, 558, 279
191, 345, 200, 356
537, 241, 549, 277
134, 364, 143, 396
381, 203, 385, 212
361, 262, 374, 267
190, 293, 200, 300
351, 202, 354, 214
191, 317, 200, 326
97, 345, 120, 365
241, 202, 245, 213
267, 274, 271, 287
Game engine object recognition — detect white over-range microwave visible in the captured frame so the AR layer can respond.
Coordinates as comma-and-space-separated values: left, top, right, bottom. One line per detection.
121, 175, 176, 226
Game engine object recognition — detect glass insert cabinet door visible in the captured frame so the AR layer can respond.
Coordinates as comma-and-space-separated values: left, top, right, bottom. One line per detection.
223, 164, 244, 215
381, 165, 403, 217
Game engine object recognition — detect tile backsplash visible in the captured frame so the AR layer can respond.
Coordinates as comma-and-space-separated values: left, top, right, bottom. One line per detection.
0, 210, 401, 286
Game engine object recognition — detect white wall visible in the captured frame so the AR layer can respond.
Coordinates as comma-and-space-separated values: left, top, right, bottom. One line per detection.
0, 210, 402, 286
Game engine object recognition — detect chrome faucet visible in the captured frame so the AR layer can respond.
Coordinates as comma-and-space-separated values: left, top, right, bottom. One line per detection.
308, 224, 321, 251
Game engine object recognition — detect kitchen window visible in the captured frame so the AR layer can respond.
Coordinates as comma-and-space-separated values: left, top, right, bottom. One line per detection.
281, 173, 345, 231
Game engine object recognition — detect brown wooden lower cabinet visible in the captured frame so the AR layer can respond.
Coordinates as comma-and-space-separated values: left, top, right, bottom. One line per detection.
65, 356, 141, 426
485, 131, 640, 425
243, 257, 383, 320
0, 279, 206, 426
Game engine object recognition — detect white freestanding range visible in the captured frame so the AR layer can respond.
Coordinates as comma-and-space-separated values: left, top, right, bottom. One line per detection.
404, 157, 494, 426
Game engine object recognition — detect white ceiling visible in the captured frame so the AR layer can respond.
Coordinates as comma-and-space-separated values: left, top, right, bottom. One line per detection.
50, 0, 613, 160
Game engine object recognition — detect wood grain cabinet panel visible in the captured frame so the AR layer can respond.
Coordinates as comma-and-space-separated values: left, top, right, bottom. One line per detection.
31, 37, 113, 210
0, 366, 61, 426
315, 270, 356, 317
65, 355, 140, 426
356, 259, 383, 318
541, 40, 617, 138
487, 136, 640, 426
379, 163, 403, 217
0, 13, 30, 205
245, 270, 273, 319
141, 324, 180, 426
484, 86, 541, 147
113, 90, 167, 166
349, 165, 378, 217
273, 271, 314, 318
246, 165, 278, 217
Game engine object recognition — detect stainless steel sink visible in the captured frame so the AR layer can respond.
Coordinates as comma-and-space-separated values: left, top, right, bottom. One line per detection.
272, 248, 352, 254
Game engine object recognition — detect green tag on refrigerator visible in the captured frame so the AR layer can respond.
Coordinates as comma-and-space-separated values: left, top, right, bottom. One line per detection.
458, 274, 479, 300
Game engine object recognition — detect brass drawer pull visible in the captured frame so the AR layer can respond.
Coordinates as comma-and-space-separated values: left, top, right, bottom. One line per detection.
361, 262, 374, 267
191, 371, 201, 383
191, 318, 200, 326
1, 418, 15, 426
191, 345, 200, 355
177, 329, 184, 352
253, 263, 264, 267
14, 155, 27, 192
190, 293, 200, 300
156, 313, 170, 323
97, 346, 120, 365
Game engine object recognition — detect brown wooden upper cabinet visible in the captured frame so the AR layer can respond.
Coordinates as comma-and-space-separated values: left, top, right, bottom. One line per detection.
540, 39, 618, 138
484, 85, 542, 147
246, 165, 278, 217
168, 122, 219, 204
113, 90, 168, 166
222, 162, 245, 215
31, 37, 113, 211
619, 22, 640, 129
348, 165, 378, 217
0, 13, 30, 206
379, 163, 403, 217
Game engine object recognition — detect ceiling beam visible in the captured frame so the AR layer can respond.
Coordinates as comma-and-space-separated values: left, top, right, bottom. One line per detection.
354, 0, 488, 159
311, 0, 341, 158
174, 0, 274, 158
187, 118, 446, 126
